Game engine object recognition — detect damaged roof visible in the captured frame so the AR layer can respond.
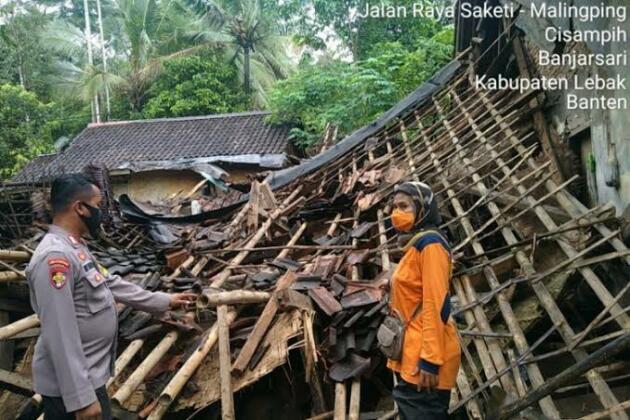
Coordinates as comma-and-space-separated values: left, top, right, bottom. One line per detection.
12, 111, 292, 183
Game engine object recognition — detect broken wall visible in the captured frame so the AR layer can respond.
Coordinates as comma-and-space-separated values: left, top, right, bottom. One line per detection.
505, 0, 630, 213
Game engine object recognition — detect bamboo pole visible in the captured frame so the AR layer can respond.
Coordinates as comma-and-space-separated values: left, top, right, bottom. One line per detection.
106, 339, 144, 388
0, 261, 25, 278
112, 330, 179, 405
333, 382, 346, 420
0, 314, 39, 340
198, 290, 270, 308
0, 250, 30, 262
416, 108, 544, 409
218, 305, 235, 420
478, 89, 630, 331
348, 380, 361, 420
0, 271, 22, 282
376, 210, 390, 272
204, 244, 355, 255
580, 400, 630, 420
33, 336, 146, 420
147, 309, 238, 420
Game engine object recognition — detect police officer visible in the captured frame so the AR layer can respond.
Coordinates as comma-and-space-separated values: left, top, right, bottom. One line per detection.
26, 174, 195, 420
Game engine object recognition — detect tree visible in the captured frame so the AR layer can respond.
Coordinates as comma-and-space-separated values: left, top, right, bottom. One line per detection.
362, 30, 454, 97
143, 52, 249, 118
0, 3, 57, 99
0, 84, 56, 179
267, 26, 453, 151
267, 62, 397, 149
279, 0, 449, 61
190, 0, 293, 106
44, 0, 195, 115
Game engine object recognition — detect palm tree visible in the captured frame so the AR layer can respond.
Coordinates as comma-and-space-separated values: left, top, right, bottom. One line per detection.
44, 18, 122, 116
45, 0, 194, 113
190, 0, 292, 106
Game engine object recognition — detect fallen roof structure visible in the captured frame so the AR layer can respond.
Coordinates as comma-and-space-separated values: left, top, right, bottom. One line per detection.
1, 22, 629, 420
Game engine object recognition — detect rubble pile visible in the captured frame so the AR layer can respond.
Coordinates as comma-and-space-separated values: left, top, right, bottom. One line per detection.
0, 47, 629, 420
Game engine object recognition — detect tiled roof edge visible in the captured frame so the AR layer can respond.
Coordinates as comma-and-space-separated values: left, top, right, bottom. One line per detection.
86, 110, 273, 127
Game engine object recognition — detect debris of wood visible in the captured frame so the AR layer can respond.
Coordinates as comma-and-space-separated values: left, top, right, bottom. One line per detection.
0, 44, 629, 420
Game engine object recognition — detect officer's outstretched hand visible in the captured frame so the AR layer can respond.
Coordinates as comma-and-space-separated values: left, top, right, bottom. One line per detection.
75, 400, 101, 420
169, 293, 197, 309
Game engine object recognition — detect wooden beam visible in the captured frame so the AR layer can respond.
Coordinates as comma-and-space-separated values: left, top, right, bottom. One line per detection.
0, 368, 32, 395
218, 305, 235, 420
499, 333, 630, 419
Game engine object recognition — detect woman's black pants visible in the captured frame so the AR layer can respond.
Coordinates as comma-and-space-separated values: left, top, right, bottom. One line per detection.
392, 378, 451, 420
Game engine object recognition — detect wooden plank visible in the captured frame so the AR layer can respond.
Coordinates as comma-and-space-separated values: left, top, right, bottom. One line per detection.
0, 312, 14, 371
0, 368, 32, 395
231, 271, 297, 374
218, 305, 235, 420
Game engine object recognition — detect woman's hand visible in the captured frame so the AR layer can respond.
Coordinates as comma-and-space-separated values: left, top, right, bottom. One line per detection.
417, 370, 439, 392
169, 293, 197, 309
411, 363, 439, 392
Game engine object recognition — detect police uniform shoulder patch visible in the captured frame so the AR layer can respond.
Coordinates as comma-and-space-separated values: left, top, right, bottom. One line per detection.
48, 257, 70, 290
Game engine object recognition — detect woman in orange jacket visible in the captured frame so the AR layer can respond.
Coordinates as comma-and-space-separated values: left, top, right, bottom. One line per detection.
387, 181, 461, 420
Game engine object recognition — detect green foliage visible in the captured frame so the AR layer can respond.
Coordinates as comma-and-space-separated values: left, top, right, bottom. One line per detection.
268, 62, 397, 148
142, 53, 249, 118
0, 4, 57, 99
285, 0, 449, 60
190, 0, 293, 107
363, 35, 453, 97
0, 84, 56, 179
355, 2, 443, 59
268, 27, 453, 151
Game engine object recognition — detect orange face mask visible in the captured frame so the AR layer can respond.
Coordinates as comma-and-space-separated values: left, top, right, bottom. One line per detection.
391, 209, 415, 232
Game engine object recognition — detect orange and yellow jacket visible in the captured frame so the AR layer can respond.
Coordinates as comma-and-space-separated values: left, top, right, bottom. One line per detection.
387, 231, 461, 390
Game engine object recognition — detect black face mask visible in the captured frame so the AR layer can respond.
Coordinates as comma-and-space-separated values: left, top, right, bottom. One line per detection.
80, 202, 102, 238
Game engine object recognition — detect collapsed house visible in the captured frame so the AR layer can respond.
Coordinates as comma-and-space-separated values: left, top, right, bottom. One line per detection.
1, 3, 630, 420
